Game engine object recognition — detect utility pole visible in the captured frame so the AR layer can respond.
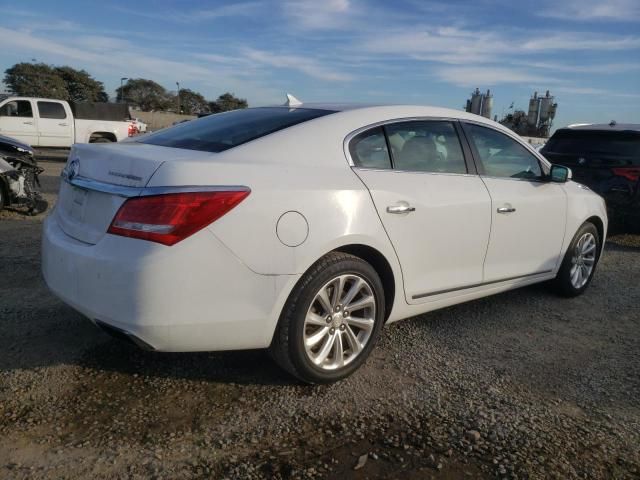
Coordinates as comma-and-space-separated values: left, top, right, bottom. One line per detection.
119, 77, 128, 103
176, 82, 181, 113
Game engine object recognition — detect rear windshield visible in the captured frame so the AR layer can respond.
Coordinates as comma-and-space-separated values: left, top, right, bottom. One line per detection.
138, 107, 336, 153
544, 130, 640, 158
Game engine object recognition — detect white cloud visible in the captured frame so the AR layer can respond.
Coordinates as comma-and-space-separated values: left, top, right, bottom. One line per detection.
242, 48, 353, 81
282, 0, 352, 29
540, 0, 640, 21
433, 66, 557, 87
0, 27, 281, 103
363, 26, 640, 63
522, 34, 640, 51
514, 61, 640, 74
554, 86, 640, 98
110, 2, 261, 23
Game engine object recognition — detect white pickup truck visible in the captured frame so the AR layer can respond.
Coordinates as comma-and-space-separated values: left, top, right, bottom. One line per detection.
0, 96, 134, 147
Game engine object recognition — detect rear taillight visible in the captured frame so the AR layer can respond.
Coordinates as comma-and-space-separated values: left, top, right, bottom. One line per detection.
128, 123, 138, 137
612, 167, 640, 182
107, 190, 250, 246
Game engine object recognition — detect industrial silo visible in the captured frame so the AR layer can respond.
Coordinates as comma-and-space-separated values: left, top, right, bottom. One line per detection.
470, 88, 483, 115
527, 92, 539, 128
538, 90, 554, 124
481, 89, 493, 119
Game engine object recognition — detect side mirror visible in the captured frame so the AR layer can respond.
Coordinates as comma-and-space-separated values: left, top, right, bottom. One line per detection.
550, 164, 571, 183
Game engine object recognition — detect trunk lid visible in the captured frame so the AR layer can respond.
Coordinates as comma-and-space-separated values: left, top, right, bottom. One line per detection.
55, 142, 211, 244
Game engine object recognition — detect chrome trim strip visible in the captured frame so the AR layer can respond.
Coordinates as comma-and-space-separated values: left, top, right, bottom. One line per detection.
411, 269, 553, 300
352, 166, 477, 178
67, 176, 143, 197
66, 175, 250, 198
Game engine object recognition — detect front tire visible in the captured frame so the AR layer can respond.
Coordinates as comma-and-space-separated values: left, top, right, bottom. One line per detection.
551, 222, 600, 297
270, 252, 385, 384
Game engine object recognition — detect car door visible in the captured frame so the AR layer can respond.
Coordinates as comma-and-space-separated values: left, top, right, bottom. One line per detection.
0, 99, 38, 145
462, 122, 567, 282
350, 120, 492, 304
36, 101, 73, 147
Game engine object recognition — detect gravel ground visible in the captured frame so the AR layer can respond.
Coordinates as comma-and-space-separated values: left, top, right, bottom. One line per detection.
1, 160, 639, 479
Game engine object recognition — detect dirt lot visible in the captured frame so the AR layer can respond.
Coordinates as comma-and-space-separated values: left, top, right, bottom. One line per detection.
1, 160, 639, 479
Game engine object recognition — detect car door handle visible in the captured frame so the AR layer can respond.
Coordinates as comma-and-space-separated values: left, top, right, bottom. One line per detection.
497, 206, 516, 214
58, 122, 68, 126
387, 202, 416, 214
23, 121, 33, 125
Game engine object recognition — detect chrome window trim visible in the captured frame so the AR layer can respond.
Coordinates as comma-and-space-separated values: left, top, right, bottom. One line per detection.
65, 175, 250, 198
343, 116, 461, 168
479, 174, 548, 184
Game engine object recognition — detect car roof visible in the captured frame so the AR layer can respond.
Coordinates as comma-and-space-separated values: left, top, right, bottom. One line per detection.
561, 123, 640, 133
265, 102, 497, 125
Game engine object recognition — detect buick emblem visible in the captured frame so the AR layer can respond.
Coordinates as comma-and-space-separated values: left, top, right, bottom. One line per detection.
63, 158, 80, 181
578, 157, 586, 165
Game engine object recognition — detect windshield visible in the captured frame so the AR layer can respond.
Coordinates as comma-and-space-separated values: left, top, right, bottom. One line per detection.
544, 130, 640, 158
138, 107, 336, 153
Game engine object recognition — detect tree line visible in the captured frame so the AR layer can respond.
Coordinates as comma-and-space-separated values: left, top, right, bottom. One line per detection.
3, 62, 248, 114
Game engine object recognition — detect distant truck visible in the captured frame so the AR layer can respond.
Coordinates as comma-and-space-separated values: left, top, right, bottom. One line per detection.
0, 96, 135, 147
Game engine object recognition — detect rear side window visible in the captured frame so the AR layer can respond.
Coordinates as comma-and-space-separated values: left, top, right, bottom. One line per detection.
0, 100, 33, 118
139, 107, 336, 153
37, 101, 67, 119
386, 121, 467, 173
544, 130, 640, 160
349, 127, 392, 169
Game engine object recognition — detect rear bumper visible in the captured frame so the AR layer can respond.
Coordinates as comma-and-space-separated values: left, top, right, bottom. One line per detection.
42, 213, 296, 352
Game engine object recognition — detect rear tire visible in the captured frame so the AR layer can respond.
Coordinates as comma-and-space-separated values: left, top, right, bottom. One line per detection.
551, 222, 600, 297
270, 252, 385, 384
90, 137, 113, 143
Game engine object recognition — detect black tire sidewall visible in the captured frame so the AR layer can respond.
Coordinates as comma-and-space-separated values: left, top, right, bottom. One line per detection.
556, 222, 600, 296
287, 257, 385, 384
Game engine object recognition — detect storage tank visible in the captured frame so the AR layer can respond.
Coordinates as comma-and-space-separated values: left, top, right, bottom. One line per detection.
527, 92, 539, 127
538, 90, 554, 124
470, 88, 483, 115
481, 89, 493, 119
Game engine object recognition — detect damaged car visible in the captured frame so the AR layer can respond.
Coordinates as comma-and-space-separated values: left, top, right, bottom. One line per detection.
0, 134, 47, 215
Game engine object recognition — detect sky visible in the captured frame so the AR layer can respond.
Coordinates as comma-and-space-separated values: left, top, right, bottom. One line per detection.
1, 0, 639, 129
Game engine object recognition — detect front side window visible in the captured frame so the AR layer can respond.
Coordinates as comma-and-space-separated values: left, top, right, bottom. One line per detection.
37, 101, 67, 119
349, 127, 392, 169
385, 121, 467, 174
0, 100, 33, 118
465, 124, 542, 180
139, 107, 336, 153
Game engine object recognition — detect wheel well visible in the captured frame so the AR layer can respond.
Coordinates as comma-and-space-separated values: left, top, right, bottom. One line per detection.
334, 244, 395, 320
586, 216, 605, 255
89, 132, 116, 142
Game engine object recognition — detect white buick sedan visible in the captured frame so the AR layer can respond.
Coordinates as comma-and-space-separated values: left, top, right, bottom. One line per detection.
42, 102, 607, 383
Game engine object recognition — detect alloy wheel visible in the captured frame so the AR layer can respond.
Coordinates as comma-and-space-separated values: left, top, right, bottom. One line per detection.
570, 232, 596, 289
303, 274, 376, 370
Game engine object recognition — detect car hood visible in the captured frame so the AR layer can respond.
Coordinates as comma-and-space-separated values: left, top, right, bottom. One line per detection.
0, 134, 34, 157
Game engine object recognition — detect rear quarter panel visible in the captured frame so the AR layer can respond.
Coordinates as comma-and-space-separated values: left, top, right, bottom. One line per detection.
145, 115, 406, 322
147, 130, 401, 279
